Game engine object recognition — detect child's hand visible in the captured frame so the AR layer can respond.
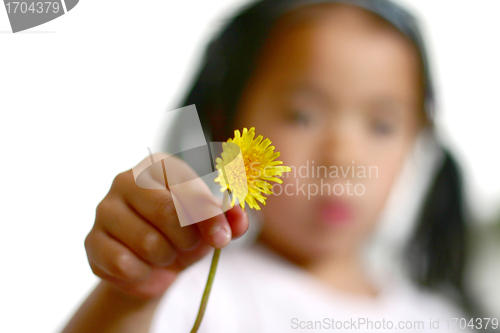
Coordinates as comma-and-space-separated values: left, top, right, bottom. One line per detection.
84, 154, 249, 300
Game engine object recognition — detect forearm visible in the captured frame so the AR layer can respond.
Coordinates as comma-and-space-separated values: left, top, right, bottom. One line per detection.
61, 280, 161, 333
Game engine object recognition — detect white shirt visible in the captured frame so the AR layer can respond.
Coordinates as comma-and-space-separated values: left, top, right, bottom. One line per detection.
149, 243, 469, 333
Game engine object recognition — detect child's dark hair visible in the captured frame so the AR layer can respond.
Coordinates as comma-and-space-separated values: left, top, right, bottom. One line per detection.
172, 0, 484, 321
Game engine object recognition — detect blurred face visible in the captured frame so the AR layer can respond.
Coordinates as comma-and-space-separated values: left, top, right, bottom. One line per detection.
234, 4, 424, 263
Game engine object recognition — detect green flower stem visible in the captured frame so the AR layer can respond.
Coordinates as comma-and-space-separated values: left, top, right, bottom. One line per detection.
190, 190, 231, 333
189, 247, 221, 333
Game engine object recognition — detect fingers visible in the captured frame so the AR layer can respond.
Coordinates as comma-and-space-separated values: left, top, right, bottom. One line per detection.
225, 205, 249, 239
96, 198, 177, 266
149, 155, 249, 246
85, 229, 151, 281
114, 172, 200, 251
196, 213, 232, 249
125, 156, 234, 248
195, 204, 248, 248
150, 155, 226, 228
109, 155, 250, 252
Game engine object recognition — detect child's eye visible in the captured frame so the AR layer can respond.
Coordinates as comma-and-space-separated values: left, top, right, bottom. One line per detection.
371, 119, 395, 136
286, 109, 312, 126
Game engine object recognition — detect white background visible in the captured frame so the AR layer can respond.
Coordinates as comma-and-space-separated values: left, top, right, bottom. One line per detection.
1, 0, 499, 332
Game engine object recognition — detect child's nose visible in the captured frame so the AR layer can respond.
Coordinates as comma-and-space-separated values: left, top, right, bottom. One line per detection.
318, 118, 365, 171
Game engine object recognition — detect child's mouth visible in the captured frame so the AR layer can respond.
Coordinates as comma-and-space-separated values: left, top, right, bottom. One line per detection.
316, 200, 353, 226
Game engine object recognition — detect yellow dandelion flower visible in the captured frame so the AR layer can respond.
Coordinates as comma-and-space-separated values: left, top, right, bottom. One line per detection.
214, 127, 291, 210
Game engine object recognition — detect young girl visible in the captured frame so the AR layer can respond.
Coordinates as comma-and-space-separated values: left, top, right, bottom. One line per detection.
63, 0, 484, 332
